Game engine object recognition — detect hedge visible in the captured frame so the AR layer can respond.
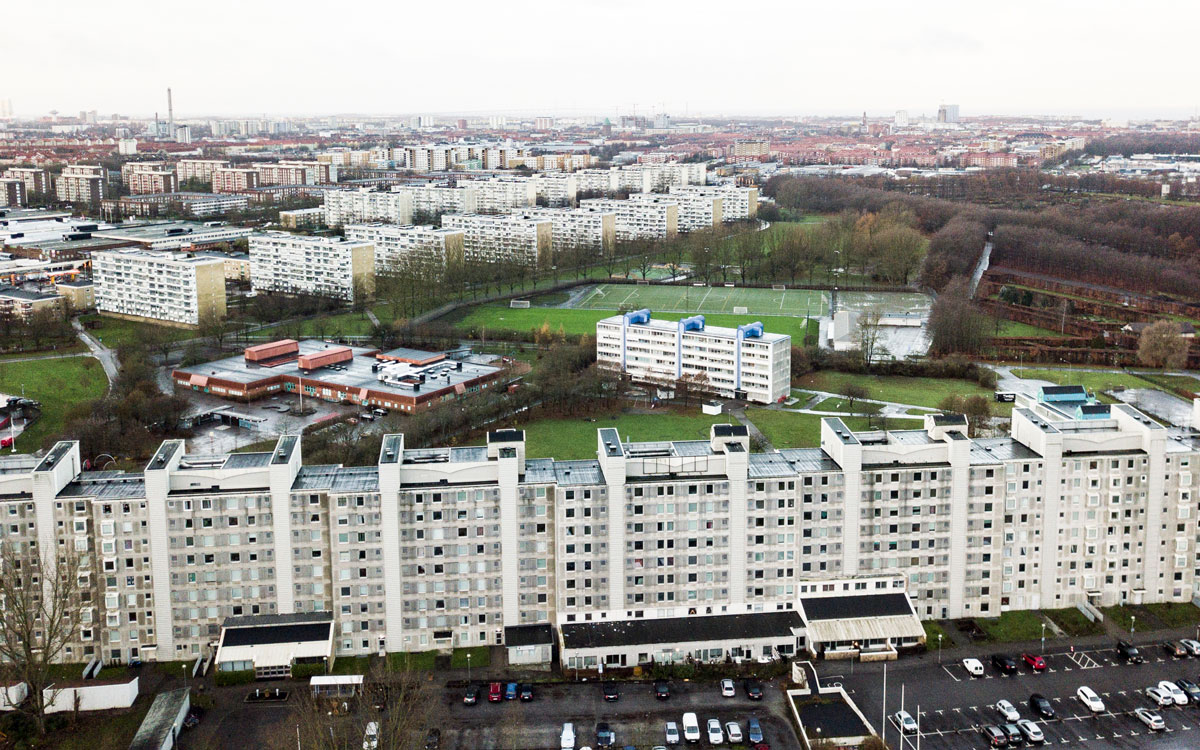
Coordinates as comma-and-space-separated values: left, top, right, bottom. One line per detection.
291, 662, 326, 680
214, 669, 256, 687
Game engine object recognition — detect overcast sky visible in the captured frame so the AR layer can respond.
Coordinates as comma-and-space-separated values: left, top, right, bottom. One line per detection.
8, 0, 1198, 121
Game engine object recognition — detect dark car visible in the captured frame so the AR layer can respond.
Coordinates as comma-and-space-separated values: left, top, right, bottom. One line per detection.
1116, 640, 1145, 663
596, 722, 615, 747
1021, 653, 1046, 671
1177, 678, 1200, 704
603, 683, 620, 702
504, 682, 517, 701
991, 654, 1018, 675
487, 682, 502, 702
1029, 693, 1056, 720
1163, 641, 1188, 658
1000, 724, 1022, 745
182, 712, 200, 730
519, 684, 534, 702
424, 728, 441, 750
981, 724, 1008, 748
463, 685, 480, 705
654, 681, 671, 700
744, 678, 764, 700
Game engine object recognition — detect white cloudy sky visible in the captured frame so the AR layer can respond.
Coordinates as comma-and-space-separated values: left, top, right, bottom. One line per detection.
8, 0, 1197, 120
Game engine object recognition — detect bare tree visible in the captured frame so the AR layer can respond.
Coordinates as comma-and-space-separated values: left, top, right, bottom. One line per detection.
0, 542, 84, 736
1138, 320, 1189, 370
856, 311, 886, 367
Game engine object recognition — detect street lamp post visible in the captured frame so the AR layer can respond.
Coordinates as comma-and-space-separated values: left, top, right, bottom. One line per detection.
467, 652, 471, 685
1131, 615, 1136, 636
937, 633, 942, 664
1041, 623, 1046, 655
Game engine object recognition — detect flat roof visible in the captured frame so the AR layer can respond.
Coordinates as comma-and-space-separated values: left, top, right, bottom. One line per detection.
598, 313, 791, 343
561, 610, 801, 650
504, 624, 555, 648
801, 593, 913, 621
129, 688, 190, 750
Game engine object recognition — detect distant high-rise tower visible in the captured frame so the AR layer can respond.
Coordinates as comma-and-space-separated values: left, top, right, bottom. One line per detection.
0, 99, 12, 118
894, 110, 909, 128
167, 87, 175, 141
937, 103, 960, 123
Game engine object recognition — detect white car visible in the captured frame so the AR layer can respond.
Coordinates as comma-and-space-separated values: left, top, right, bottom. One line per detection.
894, 710, 918, 734
1077, 686, 1105, 713
664, 722, 680, 745
995, 699, 1020, 722
1158, 680, 1189, 706
363, 722, 379, 750
1146, 686, 1173, 707
561, 723, 576, 750
1135, 707, 1166, 731
1016, 719, 1044, 744
962, 657, 985, 676
1181, 638, 1200, 656
724, 722, 743, 744
706, 719, 724, 744
720, 678, 735, 697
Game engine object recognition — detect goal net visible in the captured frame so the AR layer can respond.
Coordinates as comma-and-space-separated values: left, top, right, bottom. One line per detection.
772, 284, 786, 291
733, 306, 749, 314
510, 300, 531, 309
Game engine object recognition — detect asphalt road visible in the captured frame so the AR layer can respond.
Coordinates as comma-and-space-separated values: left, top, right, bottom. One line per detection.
439, 679, 803, 750
829, 644, 1200, 749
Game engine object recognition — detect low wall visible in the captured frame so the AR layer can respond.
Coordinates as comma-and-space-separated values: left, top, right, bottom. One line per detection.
44, 676, 139, 714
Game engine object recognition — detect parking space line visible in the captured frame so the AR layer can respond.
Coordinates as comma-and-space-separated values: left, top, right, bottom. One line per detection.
940, 665, 960, 682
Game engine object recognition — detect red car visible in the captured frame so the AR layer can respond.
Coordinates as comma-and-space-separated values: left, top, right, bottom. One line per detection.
1022, 653, 1046, 671
487, 682, 503, 702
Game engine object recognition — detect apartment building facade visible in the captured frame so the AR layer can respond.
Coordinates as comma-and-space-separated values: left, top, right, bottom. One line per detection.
1, 167, 51, 197
343, 223, 465, 270
596, 311, 791, 404
127, 170, 179, 195
635, 192, 720, 232
212, 168, 260, 194
440, 213, 552, 266
0, 179, 24, 207
249, 232, 374, 302
400, 184, 477, 219
529, 173, 577, 207
92, 248, 227, 326
473, 178, 537, 214
526, 207, 617, 255
324, 189, 413, 227
176, 159, 231, 183
669, 185, 758, 221
578, 197, 678, 241
14, 389, 1199, 668
255, 161, 334, 186
56, 165, 106, 206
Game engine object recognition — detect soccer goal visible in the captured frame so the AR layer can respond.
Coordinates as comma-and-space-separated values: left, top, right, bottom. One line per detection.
637, 280, 650, 285
510, 300, 531, 309
772, 284, 786, 291
733, 306, 749, 314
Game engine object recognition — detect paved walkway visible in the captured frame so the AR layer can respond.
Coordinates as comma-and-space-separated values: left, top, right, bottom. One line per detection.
71, 317, 119, 386
730, 406, 774, 451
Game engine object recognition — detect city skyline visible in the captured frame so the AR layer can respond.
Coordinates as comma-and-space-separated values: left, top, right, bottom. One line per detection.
8, 0, 1200, 120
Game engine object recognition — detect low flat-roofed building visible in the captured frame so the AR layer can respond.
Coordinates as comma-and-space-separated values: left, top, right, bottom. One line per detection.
0, 286, 65, 319
101, 193, 249, 221
215, 612, 334, 680
505, 624, 555, 667
279, 206, 324, 230
797, 588, 925, 659
93, 221, 251, 251
128, 688, 190, 750
55, 278, 95, 311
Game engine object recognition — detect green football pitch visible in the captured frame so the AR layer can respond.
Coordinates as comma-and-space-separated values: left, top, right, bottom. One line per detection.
571, 283, 828, 317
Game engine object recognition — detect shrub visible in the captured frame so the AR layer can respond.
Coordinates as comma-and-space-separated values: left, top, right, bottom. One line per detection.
291, 662, 326, 680
214, 669, 255, 687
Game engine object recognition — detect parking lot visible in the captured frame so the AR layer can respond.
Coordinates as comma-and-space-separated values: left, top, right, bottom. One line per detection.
831, 644, 1200, 749
438, 679, 803, 750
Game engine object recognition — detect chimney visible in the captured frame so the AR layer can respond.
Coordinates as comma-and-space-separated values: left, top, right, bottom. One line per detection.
167, 87, 174, 141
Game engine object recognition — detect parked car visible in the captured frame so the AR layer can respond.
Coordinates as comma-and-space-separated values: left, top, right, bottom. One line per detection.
995, 699, 1019, 722
655, 681, 671, 700
488, 682, 503, 702
743, 678, 763, 700
463, 685, 479, 705
504, 682, 517, 701
664, 721, 680, 745
991, 654, 1018, 674
1116, 640, 1144, 663
1135, 707, 1166, 731
725, 722, 743, 744
519, 684, 534, 702
1146, 686, 1173, 707
747, 718, 763, 743
894, 710, 918, 734
1181, 638, 1200, 656
1000, 724, 1022, 746
720, 678, 736, 697
1021, 653, 1046, 671
596, 722, 615, 748
1158, 680, 1189, 705
363, 722, 380, 750
1163, 640, 1188, 658
561, 723, 576, 750
182, 713, 200, 730
962, 657, 985, 676
603, 683, 620, 702
706, 719, 724, 744
424, 728, 441, 750
1016, 719, 1044, 744
1077, 686, 1105, 713
1029, 693, 1056, 720
980, 724, 1007, 748
681, 713, 701, 743
1176, 678, 1200, 703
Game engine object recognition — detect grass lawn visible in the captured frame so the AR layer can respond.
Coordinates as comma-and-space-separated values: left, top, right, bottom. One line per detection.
795, 372, 998, 411
448, 305, 816, 343
253, 308, 380, 339
923, 620, 955, 650
389, 650, 437, 671
1042, 607, 1105, 637
992, 320, 1070, 338
48, 693, 154, 750
0, 357, 108, 451
1142, 602, 1200, 629
331, 655, 373, 675
976, 610, 1046, 642
519, 410, 736, 460
451, 646, 491, 669
1013, 369, 1158, 403
746, 409, 923, 450
1135, 373, 1200, 395
79, 313, 194, 350
1100, 605, 1138, 632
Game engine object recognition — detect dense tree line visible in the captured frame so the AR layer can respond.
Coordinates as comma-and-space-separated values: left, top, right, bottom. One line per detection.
1084, 134, 1200, 158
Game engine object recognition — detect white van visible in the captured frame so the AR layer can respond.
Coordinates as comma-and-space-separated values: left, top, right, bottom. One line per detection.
681, 713, 701, 743
561, 722, 576, 750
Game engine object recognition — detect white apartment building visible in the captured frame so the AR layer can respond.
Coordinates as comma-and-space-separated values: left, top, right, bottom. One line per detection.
529, 173, 577, 207
249, 232, 374, 302
176, 159, 231, 183
400, 145, 454, 172
344, 223, 465, 270
441, 213, 552, 266
399, 184, 478, 219
127, 170, 179, 196
473, 178, 536, 214
324, 188, 413, 227
596, 310, 790, 403
574, 169, 620, 196
92, 248, 227, 326
670, 185, 758, 221
16, 385, 1199, 669
578, 197, 678, 241
633, 192, 720, 232
56, 165, 106, 206
526, 207, 617, 255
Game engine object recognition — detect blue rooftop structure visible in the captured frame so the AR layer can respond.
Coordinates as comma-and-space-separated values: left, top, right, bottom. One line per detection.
1075, 403, 1111, 420
1038, 385, 1089, 404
